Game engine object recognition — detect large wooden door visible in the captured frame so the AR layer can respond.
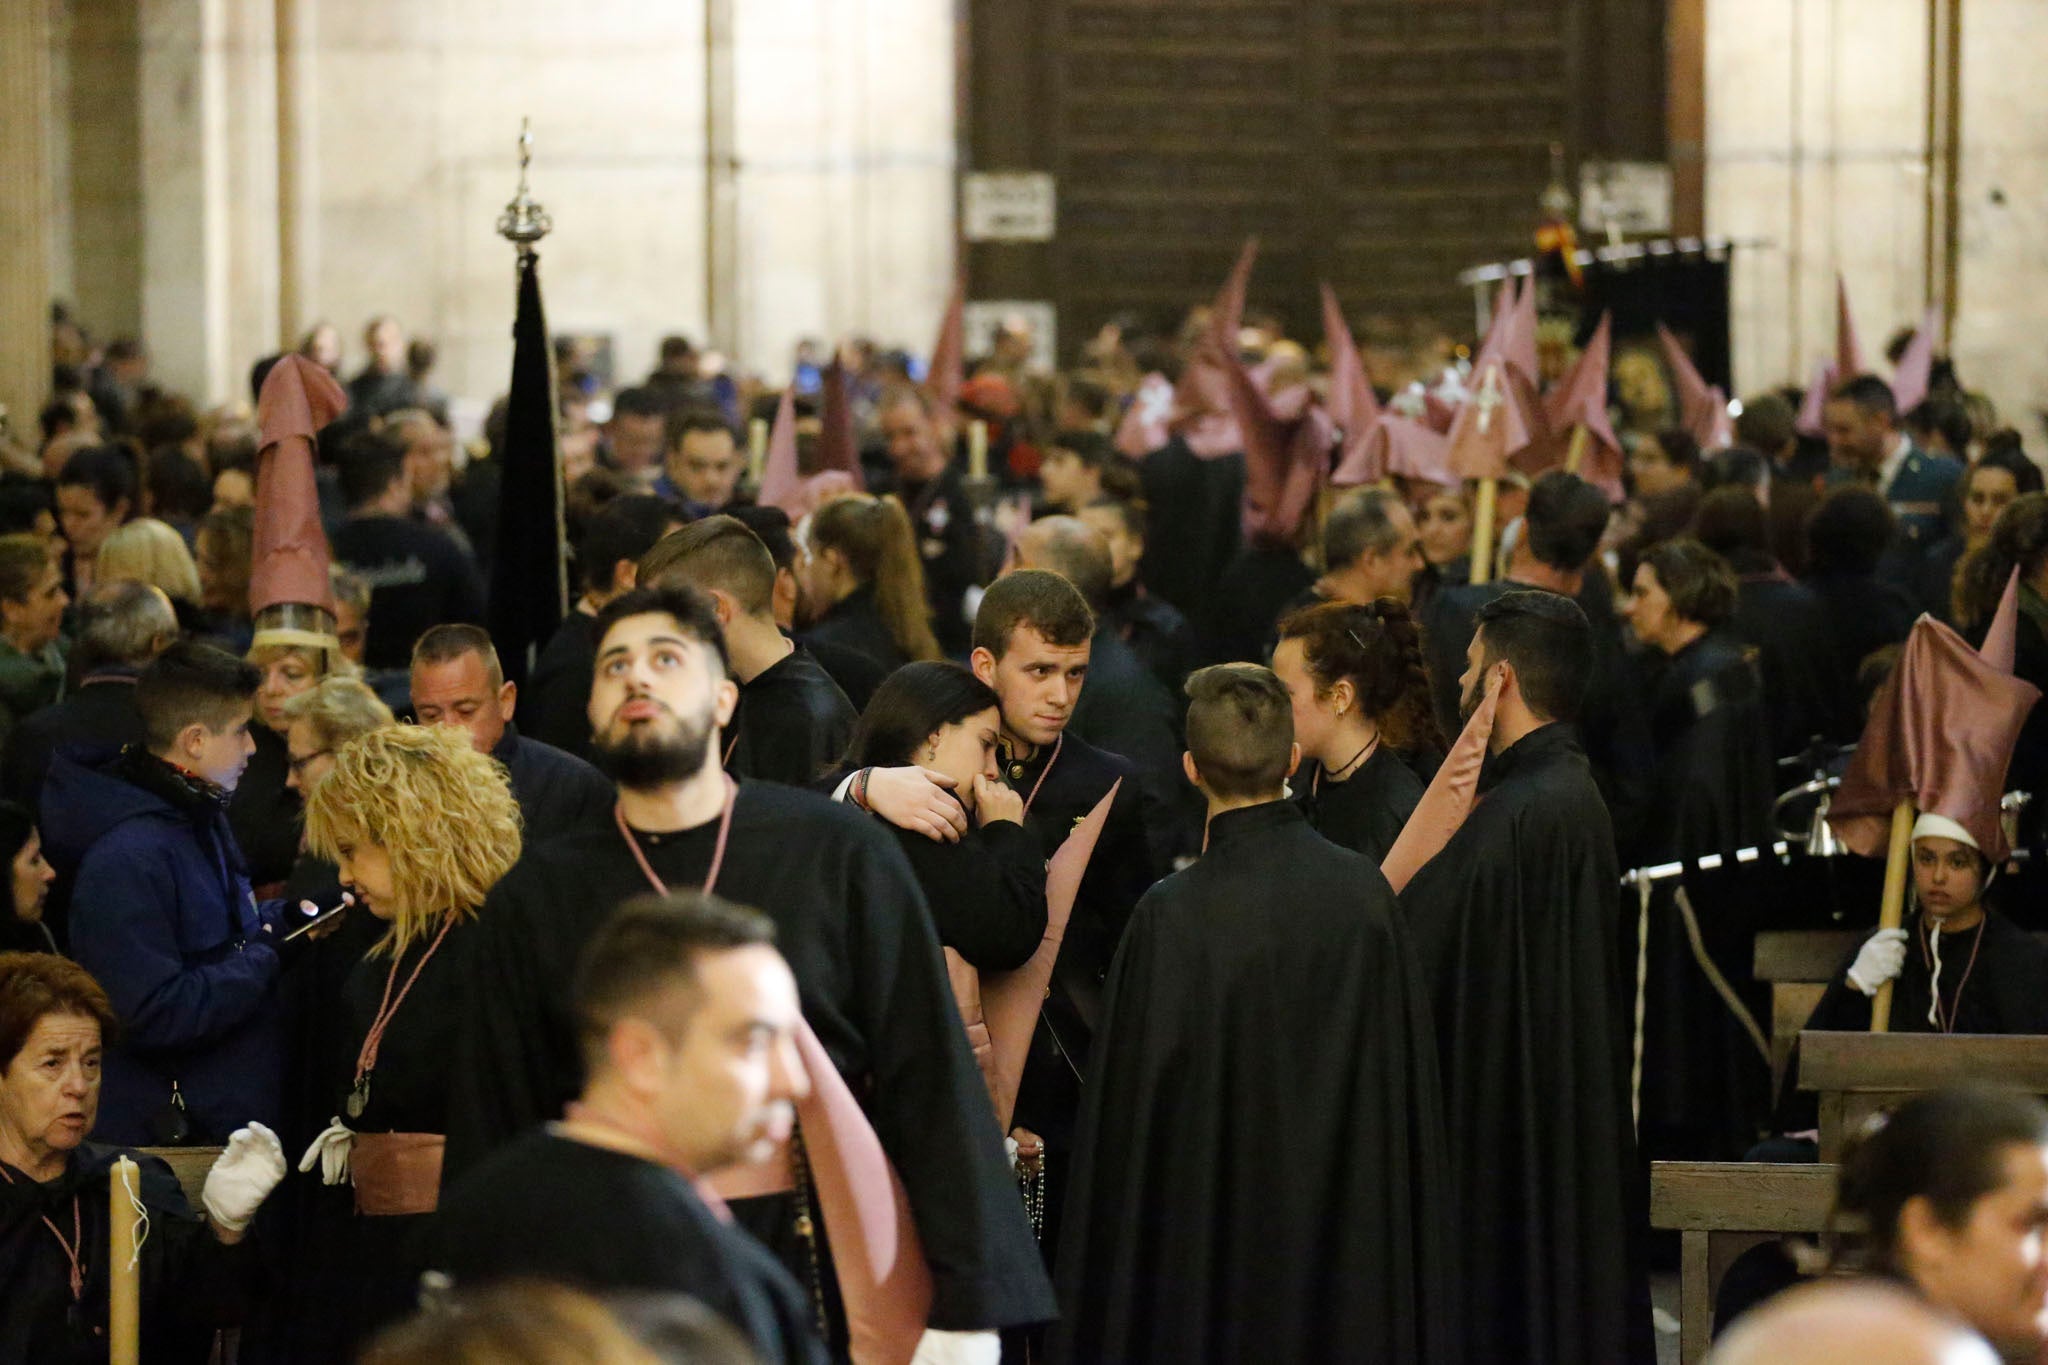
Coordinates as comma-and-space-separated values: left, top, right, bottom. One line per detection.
964, 0, 1666, 359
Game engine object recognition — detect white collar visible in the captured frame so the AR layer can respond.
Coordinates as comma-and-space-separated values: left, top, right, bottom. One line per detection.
1878, 432, 1913, 493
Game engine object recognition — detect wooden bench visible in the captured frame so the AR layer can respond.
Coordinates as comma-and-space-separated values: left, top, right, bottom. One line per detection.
1650, 1160, 1841, 1365
1753, 931, 1860, 1093
1798, 1031, 2048, 1160
137, 1145, 221, 1211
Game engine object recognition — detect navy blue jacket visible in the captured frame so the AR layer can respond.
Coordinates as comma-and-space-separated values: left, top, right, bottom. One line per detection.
40, 749, 285, 1144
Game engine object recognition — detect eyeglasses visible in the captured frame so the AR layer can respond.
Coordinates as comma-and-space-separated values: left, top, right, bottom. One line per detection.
287, 749, 332, 777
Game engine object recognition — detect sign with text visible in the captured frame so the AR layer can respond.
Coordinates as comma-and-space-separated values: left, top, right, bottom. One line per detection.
964, 172, 1057, 242
1579, 161, 1673, 235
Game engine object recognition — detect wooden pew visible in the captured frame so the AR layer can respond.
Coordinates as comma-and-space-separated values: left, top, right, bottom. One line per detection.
1753, 931, 1859, 1093
137, 1145, 221, 1212
1797, 1031, 2048, 1160
1650, 1160, 1841, 1365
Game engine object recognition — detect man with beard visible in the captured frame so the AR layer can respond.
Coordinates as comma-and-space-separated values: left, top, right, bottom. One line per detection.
442, 584, 1050, 1354
639, 517, 855, 789
1052, 664, 1456, 1365
433, 894, 826, 1365
1399, 591, 1653, 1365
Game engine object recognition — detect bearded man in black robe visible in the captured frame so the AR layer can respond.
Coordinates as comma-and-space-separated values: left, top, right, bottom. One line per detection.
1400, 590, 1654, 1365
441, 584, 1051, 1351
1052, 663, 1456, 1365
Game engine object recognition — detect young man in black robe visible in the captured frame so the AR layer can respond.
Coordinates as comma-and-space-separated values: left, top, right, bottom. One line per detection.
1052, 664, 1456, 1365
640, 516, 856, 788
841, 570, 1155, 1259
434, 894, 825, 1365
1400, 590, 1654, 1365
441, 584, 1051, 1348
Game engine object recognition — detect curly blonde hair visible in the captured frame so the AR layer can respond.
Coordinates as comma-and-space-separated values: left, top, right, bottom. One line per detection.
302, 724, 522, 958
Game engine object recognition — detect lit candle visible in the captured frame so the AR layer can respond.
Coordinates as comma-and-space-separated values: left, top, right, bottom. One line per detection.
748, 417, 769, 483
968, 420, 989, 481
110, 1157, 140, 1364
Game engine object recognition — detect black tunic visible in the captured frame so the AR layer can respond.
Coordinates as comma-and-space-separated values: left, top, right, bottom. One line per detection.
491, 724, 615, 835
1066, 623, 1192, 871
433, 1132, 825, 1365
522, 610, 601, 761
885, 815, 1047, 971
725, 646, 858, 788
1294, 743, 1423, 864
1136, 440, 1245, 620
1802, 569, 1919, 690
1100, 579, 1195, 698
1200, 543, 1314, 667
1399, 724, 1654, 1365
1729, 562, 1850, 757
227, 725, 302, 892
0, 1144, 248, 1365
442, 781, 1053, 1330
800, 584, 909, 694
1052, 802, 1457, 1364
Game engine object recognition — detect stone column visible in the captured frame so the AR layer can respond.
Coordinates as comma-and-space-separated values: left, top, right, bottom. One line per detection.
0, 0, 55, 436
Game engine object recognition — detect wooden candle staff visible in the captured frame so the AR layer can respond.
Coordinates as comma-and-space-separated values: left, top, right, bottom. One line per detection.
1869, 800, 1915, 1033
110, 1156, 140, 1364
747, 416, 769, 484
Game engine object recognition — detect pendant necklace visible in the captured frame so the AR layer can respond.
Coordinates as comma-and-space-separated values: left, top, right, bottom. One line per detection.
350, 915, 457, 1120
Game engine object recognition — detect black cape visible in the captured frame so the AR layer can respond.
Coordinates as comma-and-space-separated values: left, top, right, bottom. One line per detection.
492, 724, 615, 834
1052, 802, 1457, 1364
1199, 542, 1314, 667
884, 814, 1047, 971
1067, 623, 1194, 870
1135, 440, 1244, 621
442, 780, 1052, 1330
800, 583, 908, 707
1293, 743, 1423, 864
522, 610, 601, 761
725, 646, 857, 788
1728, 562, 1850, 756
1399, 724, 1654, 1365
1100, 579, 1194, 698
434, 1131, 826, 1365
226, 725, 302, 891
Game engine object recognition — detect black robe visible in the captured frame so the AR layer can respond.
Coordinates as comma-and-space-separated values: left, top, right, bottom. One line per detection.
1802, 569, 1919, 691
227, 725, 302, 892
725, 646, 858, 788
442, 780, 1053, 1331
1067, 623, 1193, 871
492, 724, 615, 835
1399, 724, 1654, 1365
0, 1144, 248, 1364
1728, 560, 1850, 758
1100, 579, 1194, 699
1200, 542, 1314, 667
1136, 440, 1245, 621
1052, 801, 1457, 1364
1631, 632, 1780, 1161
800, 583, 909, 697
522, 610, 601, 761
884, 814, 1047, 971
433, 1132, 825, 1365
891, 461, 985, 658
1778, 908, 2048, 1130
1293, 743, 1423, 864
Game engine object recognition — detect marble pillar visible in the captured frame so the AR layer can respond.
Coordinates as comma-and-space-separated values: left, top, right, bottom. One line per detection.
0, 0, 56, 432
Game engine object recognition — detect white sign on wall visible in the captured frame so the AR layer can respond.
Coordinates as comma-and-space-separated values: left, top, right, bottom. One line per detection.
963, 173, 1057, 242
1579, 161, 1673, 235
962, 301, 1057, 372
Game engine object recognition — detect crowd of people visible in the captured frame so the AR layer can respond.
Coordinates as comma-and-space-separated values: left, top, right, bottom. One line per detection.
1, 283, 2046, 1365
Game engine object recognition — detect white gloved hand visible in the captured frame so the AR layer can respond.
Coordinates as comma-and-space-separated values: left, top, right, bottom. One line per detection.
297, 1119, 355, 1187
1847, 928, 1909, 997
911, 1329, 1001, 1365
202, 1122, 287, 1231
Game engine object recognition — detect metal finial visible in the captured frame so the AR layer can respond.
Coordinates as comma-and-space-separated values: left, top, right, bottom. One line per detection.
497, 118, 552, 257
1539, 140, 1574, 221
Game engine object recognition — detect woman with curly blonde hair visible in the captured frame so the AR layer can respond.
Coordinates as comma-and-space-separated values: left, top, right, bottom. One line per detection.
293, 723, 521, 1357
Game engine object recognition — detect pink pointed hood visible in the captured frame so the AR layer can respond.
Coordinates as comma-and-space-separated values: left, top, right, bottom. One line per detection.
1891, 308, 1940, 414
1656, 323, 1735, 451
1170, 238, 1258, 459
1322, 283, 1384, 482
1837, 275, 1865, 377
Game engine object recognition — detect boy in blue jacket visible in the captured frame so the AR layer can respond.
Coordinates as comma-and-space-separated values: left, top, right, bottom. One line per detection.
42, 641, 308, 1144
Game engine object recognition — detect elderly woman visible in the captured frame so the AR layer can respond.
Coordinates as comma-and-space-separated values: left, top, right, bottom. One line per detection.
96, 518, 205, 635
0, 952, 285, 1361
293, 724, 521, 1356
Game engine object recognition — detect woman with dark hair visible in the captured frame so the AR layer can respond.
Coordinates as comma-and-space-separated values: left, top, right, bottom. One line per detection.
53, 445, 137, 599
1802, 485, 1920, 686
1920, 444, 2044, 622
1827, 1086, 2048, 1360
843, 662, 1047, 972
0, 801, 56, 955
799, 494, 943, 689
1955, 493, 2048, 856
1270, 599, 1440, 862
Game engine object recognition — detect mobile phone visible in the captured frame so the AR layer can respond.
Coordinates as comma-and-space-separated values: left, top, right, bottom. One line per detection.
283, 898, 351, 942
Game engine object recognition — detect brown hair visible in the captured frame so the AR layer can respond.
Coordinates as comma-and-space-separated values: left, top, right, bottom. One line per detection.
0, 952, 118, 1070
972, 569, 1094, 657
1276, 599, 1443, 753
1956, 492, 2048, 632
638, 515, 776, 618
1184, 663, 1294, 799
1639, 537, 1739, 628
0, 534, 47, 604
807, 495, 942, 661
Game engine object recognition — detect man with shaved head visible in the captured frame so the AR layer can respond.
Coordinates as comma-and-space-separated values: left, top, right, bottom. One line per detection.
1708, 1281, 1997, 1365
1011, 516, 1189, 868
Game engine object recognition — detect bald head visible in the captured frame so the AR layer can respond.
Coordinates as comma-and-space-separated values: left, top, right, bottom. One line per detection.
1708, 1282, 1997, 1365
1012, 516, 1113, 611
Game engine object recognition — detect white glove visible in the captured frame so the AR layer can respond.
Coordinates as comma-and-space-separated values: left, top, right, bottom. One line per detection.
1847, 928, 1909, 997
297, 1119, 355, 1187
202, 1122, 287, 1231
911, 1330, 1000, 1365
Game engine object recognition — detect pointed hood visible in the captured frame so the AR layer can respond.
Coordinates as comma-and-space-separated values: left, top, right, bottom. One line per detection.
250, 354, 345, 648
1224, 353, 1331, 545
1504, 275, 1540, 388
1381, 671, 1499, 892
1170, 237, 1258, 459
817, 354, 865, 487
927, 272, 965, 424
1322, 283, 1384, 482
1827, 579, 2040, 860
1656, 322, 1735, 451
1524, 313, 1624, 500
1334, 414, 1455, 489
1795, 355, 1839, 439
1113, 372, 1177, 459
1442, 359, 1531, 482
757, 384, 858, 521
1891, 307, 1940, 414
1836, 275, 1865, 377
